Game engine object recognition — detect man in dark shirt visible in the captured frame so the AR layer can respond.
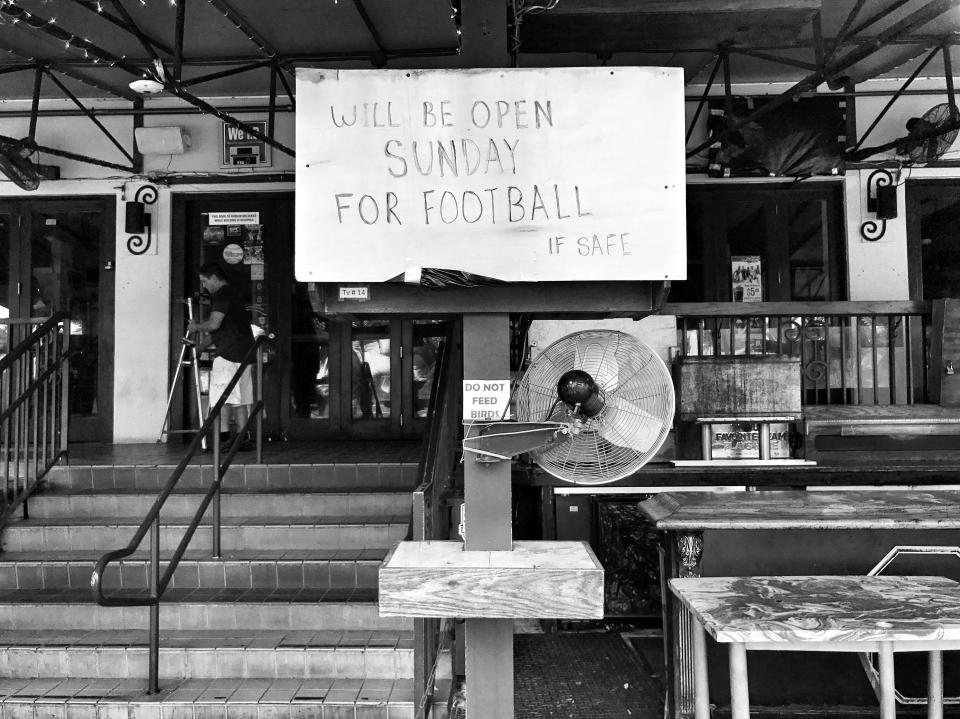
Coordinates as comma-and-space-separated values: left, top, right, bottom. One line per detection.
188, 262, 256, 450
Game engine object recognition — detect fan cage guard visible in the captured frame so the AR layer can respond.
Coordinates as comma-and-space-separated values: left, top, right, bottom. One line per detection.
908, 103, 960, 163
516, 329, 674, 484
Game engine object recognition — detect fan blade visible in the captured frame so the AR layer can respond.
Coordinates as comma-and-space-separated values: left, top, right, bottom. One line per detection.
575, 340, 618, 388
0, 140, 39, 191
597, 396, 662, 452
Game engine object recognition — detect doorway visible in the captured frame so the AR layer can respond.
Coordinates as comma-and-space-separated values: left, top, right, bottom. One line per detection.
674, 183, 847, 302
0, 198, 115, 442
174, 191, 445, 440
906, 180, 960, 299
286, 312, 447, 439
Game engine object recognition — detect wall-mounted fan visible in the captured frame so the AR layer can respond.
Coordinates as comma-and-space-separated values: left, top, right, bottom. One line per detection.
0, 138, 40, 191
898, 103, 960, 163
463, 330, 675, 485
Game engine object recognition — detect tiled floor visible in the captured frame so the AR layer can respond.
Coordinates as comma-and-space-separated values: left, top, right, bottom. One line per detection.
66, 439, 422, 466
513, 631, 664, 719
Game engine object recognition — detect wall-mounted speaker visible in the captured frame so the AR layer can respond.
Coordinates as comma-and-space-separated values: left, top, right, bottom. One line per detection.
134, 126, 190, 155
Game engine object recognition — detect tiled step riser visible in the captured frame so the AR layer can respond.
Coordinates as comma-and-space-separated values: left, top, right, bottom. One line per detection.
46, 463, 417, 493
0, 559, 381, 591
0, 699, 421, 719
0, 647, 414, 680
2, 524, 407, 553
0, 604, 412, 632
0, 678, 436, 719
27, 493, 412, 520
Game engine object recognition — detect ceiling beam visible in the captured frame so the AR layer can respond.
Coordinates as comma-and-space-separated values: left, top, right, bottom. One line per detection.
541, 0, 820, 13
179, 58, 273, 88
174, 0, 186, 81
0, 2, 148, 78
68, 0, 175, 56
351, 0, 388, 67
205, 0, 284, 64
168, 83, 296, 157
686, 0, 960, 158
0, 131, 134, 172
852, 44, 940, 152
0, 44, 139, 101
44, 68, 135, 164
107, 0, 165, 66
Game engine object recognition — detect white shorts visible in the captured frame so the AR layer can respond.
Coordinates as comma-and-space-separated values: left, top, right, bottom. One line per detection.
209, 357, 253, 406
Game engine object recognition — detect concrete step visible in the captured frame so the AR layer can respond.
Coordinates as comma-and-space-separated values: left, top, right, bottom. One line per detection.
0, 629, 414, 680
26, 490, 412, 520
0, 551, 386, 591
2, 516, 409, 553
45, 462, 418, 493
0, 676, 450, 719
0, 589, 411, 631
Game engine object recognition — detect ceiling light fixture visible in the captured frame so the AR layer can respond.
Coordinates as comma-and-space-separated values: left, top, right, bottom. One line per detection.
129, 77, 164, 94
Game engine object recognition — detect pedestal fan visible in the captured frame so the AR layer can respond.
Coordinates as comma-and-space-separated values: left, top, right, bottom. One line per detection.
463, 329, 675, 484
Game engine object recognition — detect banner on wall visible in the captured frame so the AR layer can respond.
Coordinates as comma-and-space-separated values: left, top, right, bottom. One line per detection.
294, 67, 687, 283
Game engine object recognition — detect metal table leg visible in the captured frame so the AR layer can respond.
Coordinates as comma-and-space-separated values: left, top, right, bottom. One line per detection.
729, 643, 750, 719
691, 616, 710, 719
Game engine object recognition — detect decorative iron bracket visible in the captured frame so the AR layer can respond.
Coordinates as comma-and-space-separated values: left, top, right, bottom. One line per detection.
860, 168, 893, 241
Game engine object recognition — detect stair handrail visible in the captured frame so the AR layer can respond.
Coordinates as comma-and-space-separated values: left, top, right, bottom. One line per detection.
411, 320, 461, 719
90, 334, 268, 694
0, 312, 71, 528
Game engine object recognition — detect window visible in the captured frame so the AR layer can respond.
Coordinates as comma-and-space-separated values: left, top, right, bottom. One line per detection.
671, 184, 846, 303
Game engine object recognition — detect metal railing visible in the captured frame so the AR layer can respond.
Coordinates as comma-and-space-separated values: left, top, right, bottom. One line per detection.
91, 335, 267, 694
410, 320, 461, 719
666, 301, 932, 405
0, 313, 71, 527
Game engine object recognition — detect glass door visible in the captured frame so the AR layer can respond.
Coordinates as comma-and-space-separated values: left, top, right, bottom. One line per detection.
0, 199, 115, 442
176, 193, 293, 441
284, 298, 449, 439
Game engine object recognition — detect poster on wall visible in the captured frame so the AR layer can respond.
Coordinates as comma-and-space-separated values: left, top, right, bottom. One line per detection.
221, 121, 272, 168
731, 255, 763, 302
294, 67, 687, 283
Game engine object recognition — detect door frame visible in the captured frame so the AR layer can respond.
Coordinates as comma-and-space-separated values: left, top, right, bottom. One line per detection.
0, 196, 115, 442
171, 191, 293, 440
905, 178, 960, 301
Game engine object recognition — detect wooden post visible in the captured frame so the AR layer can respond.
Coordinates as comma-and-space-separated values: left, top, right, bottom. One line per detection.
462, 313, 513, 718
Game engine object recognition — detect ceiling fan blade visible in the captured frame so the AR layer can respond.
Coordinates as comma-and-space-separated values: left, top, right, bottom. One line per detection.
597, 396, 662, 452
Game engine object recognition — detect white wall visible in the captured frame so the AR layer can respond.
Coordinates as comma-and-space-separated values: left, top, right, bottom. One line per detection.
528, 315, 677, 364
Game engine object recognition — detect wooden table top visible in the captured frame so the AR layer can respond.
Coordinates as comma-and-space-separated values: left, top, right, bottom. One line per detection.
803, 404, 960, 425
669, 575, 960, 644
639, 489, 960, 530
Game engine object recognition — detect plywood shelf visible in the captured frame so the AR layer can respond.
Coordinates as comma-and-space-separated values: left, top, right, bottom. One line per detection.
378, 540, 604, 619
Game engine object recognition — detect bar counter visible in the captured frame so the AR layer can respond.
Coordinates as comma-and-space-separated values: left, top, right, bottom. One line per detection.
639, 489, 960, 718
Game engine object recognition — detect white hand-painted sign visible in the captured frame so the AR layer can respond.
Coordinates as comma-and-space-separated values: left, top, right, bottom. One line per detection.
462, 380, 511, 421
295, 67, 686, 283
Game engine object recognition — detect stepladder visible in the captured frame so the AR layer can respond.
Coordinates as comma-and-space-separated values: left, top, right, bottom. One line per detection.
158, 297, 207, 450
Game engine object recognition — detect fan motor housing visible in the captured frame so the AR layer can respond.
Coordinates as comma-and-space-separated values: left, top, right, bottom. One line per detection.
556, 369, 603, 417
